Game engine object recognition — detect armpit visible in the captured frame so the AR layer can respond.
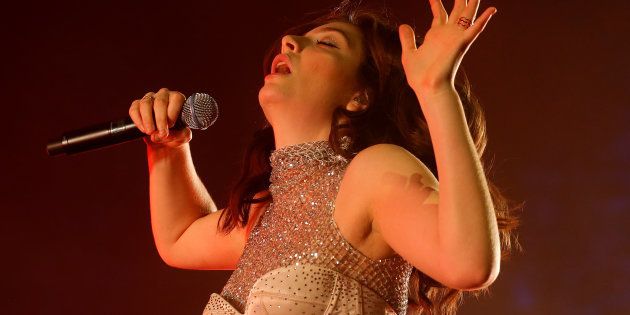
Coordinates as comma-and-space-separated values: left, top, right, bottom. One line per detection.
422, 189, 439, 205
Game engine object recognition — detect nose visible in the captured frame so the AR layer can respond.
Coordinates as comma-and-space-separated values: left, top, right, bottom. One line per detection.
281, 35, 301, 53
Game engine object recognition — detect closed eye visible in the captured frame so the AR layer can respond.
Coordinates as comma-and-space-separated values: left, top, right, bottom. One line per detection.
316, 39, 338, 48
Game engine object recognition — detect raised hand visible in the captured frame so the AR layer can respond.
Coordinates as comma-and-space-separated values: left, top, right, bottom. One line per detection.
398, 0, 497, 95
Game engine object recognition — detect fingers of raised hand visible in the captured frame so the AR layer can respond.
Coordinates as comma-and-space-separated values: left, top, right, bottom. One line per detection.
468, 0, 481, 21
398, 24, 417, 52
443, 0, 495, 37
451, 0, 467, 18
430, 0, 483, 28
447, 0, 482, 24
429, 0, 447, 26
464, 7, 496, 39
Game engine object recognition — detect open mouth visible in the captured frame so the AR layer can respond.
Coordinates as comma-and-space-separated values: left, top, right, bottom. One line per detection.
271, 54, 292, 75
275, 62, 291, 74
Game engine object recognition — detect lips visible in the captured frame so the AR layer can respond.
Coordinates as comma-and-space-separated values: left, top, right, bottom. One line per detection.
271, 53, 292, 75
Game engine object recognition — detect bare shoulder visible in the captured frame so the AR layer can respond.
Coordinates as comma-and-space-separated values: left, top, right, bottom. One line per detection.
347, 143, 438, 190
334, 143, 439, 259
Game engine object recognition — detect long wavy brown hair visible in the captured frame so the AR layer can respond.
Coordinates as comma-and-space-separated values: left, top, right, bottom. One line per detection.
218, 1, 522, 314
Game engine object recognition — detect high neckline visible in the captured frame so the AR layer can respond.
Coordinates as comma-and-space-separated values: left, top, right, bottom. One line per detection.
268, 139, 349, 198
269, 140, 339, 170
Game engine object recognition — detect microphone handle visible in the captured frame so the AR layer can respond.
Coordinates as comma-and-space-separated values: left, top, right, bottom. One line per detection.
46, 117, 185, 156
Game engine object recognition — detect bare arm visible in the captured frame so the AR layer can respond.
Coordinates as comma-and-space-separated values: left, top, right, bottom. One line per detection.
129, 88, 251, 269
371, 0, 500, 289
359, 89, 500, 289
417, 88, 499, 288
147, 143, 216, 261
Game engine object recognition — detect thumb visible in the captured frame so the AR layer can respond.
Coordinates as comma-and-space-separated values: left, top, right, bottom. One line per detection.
148, 127, 192, 144
398, 24, 417, 52
165, 127, 192, 141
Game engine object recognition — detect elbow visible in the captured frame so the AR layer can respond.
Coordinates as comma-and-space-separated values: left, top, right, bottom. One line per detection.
154, 243, 177, 267
443, 239, 503, 290
159, 251, 189, 270
462, 268, 499, 291
162, 256, 179, 269
159, 250, 176, 268
445, 262, 500, 291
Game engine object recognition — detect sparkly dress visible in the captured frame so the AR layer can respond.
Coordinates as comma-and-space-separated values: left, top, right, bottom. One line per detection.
203, 140, 413, 315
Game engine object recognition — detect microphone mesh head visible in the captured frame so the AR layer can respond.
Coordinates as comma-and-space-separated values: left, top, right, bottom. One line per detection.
181, 93, 219, 130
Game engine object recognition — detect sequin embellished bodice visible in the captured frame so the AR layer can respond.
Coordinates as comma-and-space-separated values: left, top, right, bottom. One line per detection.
217, 140, 413, 314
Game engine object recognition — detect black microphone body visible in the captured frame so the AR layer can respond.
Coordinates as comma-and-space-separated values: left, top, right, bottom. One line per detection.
46, 117, 186, 156
46, 92, 218, 156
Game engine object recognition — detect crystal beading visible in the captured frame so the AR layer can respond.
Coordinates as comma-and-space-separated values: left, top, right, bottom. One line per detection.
217, 140, 413, 314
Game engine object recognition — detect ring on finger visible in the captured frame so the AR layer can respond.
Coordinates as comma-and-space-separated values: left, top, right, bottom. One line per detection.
457, 17, 473, 30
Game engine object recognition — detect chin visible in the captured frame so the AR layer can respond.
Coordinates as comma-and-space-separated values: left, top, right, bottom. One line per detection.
257, 101, 273, 124
258, 84, 274, 105
258, 84, 290, 109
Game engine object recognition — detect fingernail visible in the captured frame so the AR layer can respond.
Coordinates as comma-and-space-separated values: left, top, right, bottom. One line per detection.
159, 129, 166, 137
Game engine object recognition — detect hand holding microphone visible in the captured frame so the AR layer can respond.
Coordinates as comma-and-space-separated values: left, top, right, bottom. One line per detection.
46, 88, 218, 156
130, 88, 195, 148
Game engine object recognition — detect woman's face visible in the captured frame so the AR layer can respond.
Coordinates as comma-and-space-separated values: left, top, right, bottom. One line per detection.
258, 21, 365, 133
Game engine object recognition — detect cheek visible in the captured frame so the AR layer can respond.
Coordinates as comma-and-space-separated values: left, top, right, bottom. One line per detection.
302, 58, 356, 95
303, 53, 343, 78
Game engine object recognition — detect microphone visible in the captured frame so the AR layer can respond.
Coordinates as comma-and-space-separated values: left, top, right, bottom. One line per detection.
46, 92, 218, 156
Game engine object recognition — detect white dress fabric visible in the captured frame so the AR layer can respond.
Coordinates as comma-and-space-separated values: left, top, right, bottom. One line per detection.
204, 264, 394, 314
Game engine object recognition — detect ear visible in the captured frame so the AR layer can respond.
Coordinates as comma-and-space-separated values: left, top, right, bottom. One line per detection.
345, 90, 369, 113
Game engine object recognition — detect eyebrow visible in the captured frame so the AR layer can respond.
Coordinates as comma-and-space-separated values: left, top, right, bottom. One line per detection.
309, 26, 352, 46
